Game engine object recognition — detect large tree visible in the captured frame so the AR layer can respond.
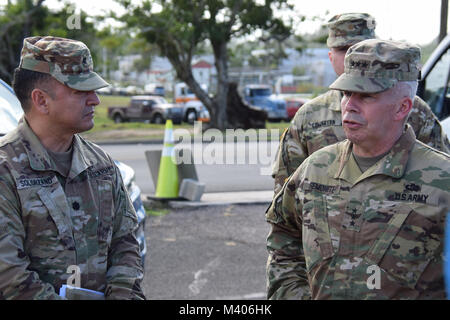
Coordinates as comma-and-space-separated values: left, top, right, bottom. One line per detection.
119, 0, 292, 129
0, 0, 47, 83
0, 0, 100, 84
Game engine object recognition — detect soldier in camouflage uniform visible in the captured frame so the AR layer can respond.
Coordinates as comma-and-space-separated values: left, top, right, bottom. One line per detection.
266, 39, 450, 299
0, 36, 145, 299
272, 13, 450, 194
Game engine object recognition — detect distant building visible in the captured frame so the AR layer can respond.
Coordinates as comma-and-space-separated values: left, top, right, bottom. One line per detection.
278, 48, 336, 87
227, 47, 336, 92
192, 59, 213, 88
110, 47, 335, 94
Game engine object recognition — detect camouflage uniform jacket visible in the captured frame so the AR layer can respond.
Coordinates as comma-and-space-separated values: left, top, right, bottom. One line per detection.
0, 119, 145, 300
272, 90, 450, 193
266, 125, 450, 299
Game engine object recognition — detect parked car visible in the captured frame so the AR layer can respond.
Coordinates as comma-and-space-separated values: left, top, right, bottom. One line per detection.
0, 79, 147, 264
243, 84, 288, 122
96, 86, 113, 95
114, 160, 147, 263
285, 97, 308, 120
417, 34, 450, 124
144, 83, 165, 96
125, 85, 144, 96
442, 116, 450, 137
108, 95, 183, 124
0, 78, 23, 124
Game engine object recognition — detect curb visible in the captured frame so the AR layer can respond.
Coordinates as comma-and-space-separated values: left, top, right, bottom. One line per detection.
94, 139, 164, 146
89, 135, 284, 146
143, 198, 271, 209
142, 191, 273, 209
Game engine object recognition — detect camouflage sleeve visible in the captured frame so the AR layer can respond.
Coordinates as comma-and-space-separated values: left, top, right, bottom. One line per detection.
0, 164, 64, 299
410, 97, 450, 153
272, 118, 308, 195
104, 163, 145, 300
266, 172, 310, 300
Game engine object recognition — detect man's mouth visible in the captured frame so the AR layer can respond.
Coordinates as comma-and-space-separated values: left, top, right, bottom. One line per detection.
343, 118, 364, 129
84, 110, 95, 118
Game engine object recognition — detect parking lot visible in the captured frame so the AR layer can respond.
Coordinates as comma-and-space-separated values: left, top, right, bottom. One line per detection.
141, 203, 270, 300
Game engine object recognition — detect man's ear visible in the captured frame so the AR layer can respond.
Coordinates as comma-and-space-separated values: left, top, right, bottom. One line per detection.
30, 88, 50, 115
394, 96, 413, 122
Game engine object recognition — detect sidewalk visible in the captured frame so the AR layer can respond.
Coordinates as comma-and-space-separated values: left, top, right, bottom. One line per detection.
143, 190, 274, 208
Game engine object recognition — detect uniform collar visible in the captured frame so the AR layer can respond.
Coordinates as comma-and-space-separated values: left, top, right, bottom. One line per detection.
328, 90, 343, 112
332, 124, 416, 185
18, 117, 95, 177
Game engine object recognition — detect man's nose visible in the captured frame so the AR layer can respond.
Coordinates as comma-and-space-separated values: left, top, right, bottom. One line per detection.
342, 93, 359, 113
87, 91, 100, 106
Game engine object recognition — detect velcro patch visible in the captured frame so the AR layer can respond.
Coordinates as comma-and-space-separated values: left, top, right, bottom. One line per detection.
16, 175, 56, 189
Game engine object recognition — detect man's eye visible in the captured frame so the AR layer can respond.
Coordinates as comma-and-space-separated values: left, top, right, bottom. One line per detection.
343, 91, 352, 97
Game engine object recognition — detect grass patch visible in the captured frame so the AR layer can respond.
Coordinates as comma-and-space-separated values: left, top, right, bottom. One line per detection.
90, 95, 191, 133
83, 94, 291, 142
145, 208, 170, 217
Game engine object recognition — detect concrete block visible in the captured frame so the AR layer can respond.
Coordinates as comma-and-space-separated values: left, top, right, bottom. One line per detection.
179, 178, 205, 201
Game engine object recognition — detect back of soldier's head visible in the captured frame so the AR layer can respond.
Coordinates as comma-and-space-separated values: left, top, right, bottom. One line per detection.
327, 13, 376, 48
329, 39, 421, 94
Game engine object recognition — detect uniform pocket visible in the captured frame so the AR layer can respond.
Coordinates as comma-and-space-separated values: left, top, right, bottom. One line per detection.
37, 186, 75, 250
303, 196, 334, 272
364, 204, 442, 289
97, 179, 114, 244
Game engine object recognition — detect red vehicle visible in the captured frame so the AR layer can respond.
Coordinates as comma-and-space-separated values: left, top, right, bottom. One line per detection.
286, 98, 307, 120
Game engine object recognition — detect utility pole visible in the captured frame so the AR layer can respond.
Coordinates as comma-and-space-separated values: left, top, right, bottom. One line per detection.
102, 47, 107, 78
439, 0, 448, 42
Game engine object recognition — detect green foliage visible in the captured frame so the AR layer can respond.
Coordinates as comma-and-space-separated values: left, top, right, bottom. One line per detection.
292, 66, 306, 76
117, 0, 293, 129
0, 0, 100, 83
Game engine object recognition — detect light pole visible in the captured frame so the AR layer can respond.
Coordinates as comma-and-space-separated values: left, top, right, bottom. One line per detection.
439, 0, 448, 42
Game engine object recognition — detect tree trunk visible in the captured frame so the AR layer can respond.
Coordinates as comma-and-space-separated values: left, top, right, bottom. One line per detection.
226, 82, 267, 129
210, 40, 230, 130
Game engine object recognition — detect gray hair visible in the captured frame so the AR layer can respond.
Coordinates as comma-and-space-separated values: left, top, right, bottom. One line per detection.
391, 81, 417, 124
395, 81, 418, 100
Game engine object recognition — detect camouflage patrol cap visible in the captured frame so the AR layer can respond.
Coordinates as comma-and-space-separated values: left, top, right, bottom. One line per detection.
19, 36, 109, 91
326, 13, 376, 48
329, 39, 421, 93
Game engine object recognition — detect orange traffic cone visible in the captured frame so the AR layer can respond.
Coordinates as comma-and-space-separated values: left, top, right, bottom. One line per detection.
155, 120, 179, 199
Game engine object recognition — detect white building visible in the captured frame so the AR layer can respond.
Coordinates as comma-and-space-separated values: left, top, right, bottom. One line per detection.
111, 47, 335, 94
278, 47, 336, 87
192, 59, 213, 87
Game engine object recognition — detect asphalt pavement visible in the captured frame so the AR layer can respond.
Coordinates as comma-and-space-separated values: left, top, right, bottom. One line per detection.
142, 203, 271, 300
99, 139, 277, 300
100, 140, 279, 194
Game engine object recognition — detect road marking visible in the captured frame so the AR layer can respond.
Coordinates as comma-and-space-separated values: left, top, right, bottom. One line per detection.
223, 205, 235, 217
188, 257, 221, 296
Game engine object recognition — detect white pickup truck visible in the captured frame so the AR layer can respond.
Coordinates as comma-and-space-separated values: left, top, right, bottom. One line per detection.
174, 82, 210, 124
